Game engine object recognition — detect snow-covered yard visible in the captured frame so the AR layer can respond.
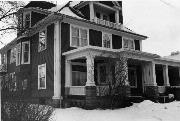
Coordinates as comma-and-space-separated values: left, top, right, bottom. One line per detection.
50, 100, 180, 121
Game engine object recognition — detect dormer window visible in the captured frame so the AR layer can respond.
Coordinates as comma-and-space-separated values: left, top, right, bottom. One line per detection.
123, 37, 135, 50
24, 12, 31, 28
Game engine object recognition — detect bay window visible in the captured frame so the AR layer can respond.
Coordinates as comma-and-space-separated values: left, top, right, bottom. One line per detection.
70, 25, 88, 47
38, 63, 46, 89
22, 41, 30, 64
16, 43, 21, 65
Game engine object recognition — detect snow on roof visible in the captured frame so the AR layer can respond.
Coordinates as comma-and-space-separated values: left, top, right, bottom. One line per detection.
49, 3, 83, 19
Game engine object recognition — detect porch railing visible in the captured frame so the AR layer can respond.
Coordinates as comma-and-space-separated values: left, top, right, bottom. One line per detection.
93, 17, 123, 30
0, 64, 7, 73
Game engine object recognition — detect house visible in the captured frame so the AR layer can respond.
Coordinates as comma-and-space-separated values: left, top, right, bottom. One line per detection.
0, 1, 180, 108
164, 51, 180, 61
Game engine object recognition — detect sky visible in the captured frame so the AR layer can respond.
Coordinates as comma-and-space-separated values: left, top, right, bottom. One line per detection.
0, 0, 180, 56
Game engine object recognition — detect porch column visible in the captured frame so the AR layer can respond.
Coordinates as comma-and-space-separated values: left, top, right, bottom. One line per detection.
65, 60, 72, 87
115, 10, 119, 24
150, 62, 157, 86
86, 55, 95, 86
89, 2, 95, 21
163, 65, 170, 86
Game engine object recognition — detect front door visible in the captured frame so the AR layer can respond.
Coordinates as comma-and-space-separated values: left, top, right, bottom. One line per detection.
128, 65, 143, 96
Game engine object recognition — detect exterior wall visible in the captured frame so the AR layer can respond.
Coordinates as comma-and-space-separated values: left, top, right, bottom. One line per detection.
31, 24, 54, 98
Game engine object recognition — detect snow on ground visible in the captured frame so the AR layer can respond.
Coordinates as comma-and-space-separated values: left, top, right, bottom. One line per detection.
50, 100, 180, 121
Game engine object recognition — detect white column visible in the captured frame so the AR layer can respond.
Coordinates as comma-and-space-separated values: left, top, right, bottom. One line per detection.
163, 65, 170, 86
115, 10, 119, 24
65, 60, 72, 87
151, 62, 157, 86
89, 2, 95, 21
86, 55, 95, 86
53, 21, 61, 100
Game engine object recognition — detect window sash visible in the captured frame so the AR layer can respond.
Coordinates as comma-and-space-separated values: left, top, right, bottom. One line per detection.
102, 33, 112, 48
38, 64, 46, 89
39, 30, 47, 52
22, 41, 30, 64
71, 25, 88, 47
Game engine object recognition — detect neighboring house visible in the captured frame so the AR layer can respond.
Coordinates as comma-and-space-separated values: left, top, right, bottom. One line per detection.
0, 1, 180, 108
164, 51, 180, 61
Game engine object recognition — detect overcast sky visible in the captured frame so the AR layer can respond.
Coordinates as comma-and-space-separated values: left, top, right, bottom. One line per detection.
0, 0, 179, 56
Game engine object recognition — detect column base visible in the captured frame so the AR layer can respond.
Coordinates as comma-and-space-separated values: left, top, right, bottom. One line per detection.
85, 86, 97, 109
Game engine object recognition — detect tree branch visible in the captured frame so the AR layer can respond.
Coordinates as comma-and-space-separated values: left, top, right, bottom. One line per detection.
0, 11, 17, 21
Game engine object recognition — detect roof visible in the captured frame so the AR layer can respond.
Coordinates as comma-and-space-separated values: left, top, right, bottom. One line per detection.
24, 1, 56, 9
163, 52, 180, 61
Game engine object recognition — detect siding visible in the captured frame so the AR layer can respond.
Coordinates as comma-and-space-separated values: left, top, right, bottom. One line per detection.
89, 29, 102, 47
31, 11, 47, 27
31, 24, 54, 97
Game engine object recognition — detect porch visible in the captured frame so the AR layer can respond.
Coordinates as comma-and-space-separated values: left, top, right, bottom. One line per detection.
62, 46, 180, 108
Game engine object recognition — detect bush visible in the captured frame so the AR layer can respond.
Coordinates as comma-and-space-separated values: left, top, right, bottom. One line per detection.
1, 101, 54, 121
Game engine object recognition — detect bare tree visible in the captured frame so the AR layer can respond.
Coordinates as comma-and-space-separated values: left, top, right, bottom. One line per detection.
0, 1, 25, 44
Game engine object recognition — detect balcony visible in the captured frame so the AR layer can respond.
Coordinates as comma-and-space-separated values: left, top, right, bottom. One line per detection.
0, 64, 7, 73
93, 17, 123, 30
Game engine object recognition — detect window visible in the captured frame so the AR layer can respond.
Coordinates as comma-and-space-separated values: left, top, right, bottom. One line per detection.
38, 63, 46, 89
98, 63, 108, 85
22, 41, 30, 64
102, 32, 112, 48
70, 25, 88, 47
39, 30, 47, 52
10, 47, 16, 64
16, 43, 21, 65
123, 38, 135, 50
24, 13, 31, 28
95, 12, 110, 21
0, 54, 1, 65
9, 72, 17, 91
22, 79, 28, 90
128, 68, 137, 88
72, 63, 87, 86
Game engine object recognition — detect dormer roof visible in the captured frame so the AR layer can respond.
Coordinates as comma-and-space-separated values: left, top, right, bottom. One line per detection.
24, 1, 56, 9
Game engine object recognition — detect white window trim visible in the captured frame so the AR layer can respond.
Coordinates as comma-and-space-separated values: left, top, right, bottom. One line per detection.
70, 24, 89, 48
23, 12, 31, 28
38, 63, 46, 90
21, 41, 30, 64
102, 32, 112, 49
122, 37, 135, 50
38, 29, 47, 52
16, 43, 21, 66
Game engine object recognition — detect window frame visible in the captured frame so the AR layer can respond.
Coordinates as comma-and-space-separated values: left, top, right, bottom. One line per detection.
38, 63, 46, 90
21, 41, 30, 64
122, 37, 135, 50
38, 29, 47, 52
70, 24, 89, 48
16, 43, 21, 66
102, 32, 112, 49
10, 47, 16, 64
23, 12, 31, 28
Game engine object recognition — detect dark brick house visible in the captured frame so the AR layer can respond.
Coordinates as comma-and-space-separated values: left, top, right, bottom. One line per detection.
0, 1, 180, 108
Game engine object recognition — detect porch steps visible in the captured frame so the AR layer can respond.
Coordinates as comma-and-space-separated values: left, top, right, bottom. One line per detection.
127, 96, 145, 103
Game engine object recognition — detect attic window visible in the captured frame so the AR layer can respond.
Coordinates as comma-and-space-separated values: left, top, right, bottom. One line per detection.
24, 13, 31, 28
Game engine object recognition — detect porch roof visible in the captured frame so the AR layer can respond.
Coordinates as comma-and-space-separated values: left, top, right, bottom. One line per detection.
63, 46, 159, 60
62, 46, 180, 67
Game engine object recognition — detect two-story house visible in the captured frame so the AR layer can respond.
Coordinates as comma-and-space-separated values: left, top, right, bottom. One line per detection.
0, 1, 180, 108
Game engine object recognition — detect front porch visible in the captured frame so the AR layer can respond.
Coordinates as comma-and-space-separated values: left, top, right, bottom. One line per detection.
62, 46, 180, 108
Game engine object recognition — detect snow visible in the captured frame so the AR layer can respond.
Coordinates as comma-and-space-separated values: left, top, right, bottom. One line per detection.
50, 100, 180, 121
